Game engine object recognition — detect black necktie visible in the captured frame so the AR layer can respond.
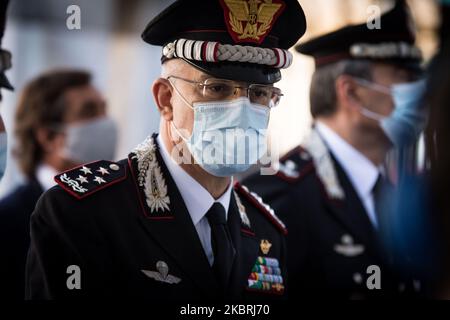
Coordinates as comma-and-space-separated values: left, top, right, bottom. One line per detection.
372, 173, 392, 231
206, 202, 236, 293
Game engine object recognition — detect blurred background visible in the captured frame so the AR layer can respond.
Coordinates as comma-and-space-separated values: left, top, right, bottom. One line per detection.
0, 0, 441, 197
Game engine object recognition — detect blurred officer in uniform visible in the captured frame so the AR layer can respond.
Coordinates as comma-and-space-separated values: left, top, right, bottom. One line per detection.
0, 0, 13, 180
425, 0, 450, 297
25, 0, 307, 300
0, 69, 117, 300
244, 0, 427, 299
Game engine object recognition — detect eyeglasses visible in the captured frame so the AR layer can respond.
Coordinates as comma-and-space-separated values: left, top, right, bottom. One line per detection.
167, 75, 283, 108
351, 77, 392, 95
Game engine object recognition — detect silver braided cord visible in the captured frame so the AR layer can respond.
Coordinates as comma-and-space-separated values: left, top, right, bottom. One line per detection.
162, 38, 293, 69
217, 44, 277, 65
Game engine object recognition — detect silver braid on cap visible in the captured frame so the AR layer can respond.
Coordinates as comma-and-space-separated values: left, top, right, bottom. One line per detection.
162, 38, 293, 69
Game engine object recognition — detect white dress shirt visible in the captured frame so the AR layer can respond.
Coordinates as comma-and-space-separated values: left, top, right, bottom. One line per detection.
36, 163, 58, 192
315, 122, 381, 228
157, 136, 233, 266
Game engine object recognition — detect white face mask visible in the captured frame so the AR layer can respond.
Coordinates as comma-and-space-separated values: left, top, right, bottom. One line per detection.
170, 84, 270, 177
61, 117, 118, 164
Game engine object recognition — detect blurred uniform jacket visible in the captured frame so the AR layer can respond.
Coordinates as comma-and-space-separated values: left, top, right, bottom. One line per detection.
0, 180, 43, 300
243, 126, 419, 299
25, 134, 288, 300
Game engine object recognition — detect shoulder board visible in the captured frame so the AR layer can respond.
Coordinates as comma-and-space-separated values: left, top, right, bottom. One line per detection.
275, 145, 314, 183
234, 182, 287, 235
54, 160, 127, 200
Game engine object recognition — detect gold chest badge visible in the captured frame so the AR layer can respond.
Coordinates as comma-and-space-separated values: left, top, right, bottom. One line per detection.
220, 0, 286, 44
260, 239, 272, 255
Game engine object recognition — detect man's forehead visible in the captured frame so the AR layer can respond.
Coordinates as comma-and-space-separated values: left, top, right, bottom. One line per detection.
172, 63, 239, 83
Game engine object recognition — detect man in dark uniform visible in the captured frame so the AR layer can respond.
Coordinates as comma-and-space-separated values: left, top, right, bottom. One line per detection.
244, 0, 427, 299
25, 0, 307, 300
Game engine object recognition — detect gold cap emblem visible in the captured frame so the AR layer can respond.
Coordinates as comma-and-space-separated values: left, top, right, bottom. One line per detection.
220, 0, 286, 44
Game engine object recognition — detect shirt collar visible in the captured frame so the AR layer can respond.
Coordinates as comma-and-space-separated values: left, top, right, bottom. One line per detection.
36, 163, 58, 191
157, 135, 233, 226
315, 121, 380, 198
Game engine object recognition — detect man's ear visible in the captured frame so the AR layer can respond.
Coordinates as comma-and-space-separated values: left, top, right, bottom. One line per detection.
152, 78, 173, 121
335, 74, 361, 113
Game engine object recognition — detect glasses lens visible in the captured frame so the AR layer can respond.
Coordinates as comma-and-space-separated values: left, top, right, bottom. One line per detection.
202, 79, 236, 100
250, 85, 282, 107
200, 79, 282, 107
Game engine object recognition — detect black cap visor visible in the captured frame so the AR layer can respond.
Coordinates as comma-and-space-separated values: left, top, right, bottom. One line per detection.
179, 58, 281, 84
0, 72, 13, 90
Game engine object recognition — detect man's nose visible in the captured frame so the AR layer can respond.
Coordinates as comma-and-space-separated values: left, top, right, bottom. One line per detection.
233, 87, 248, 98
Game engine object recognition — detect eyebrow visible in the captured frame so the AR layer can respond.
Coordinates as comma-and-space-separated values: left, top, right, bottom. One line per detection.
197, 74, 210, 82
197, 75, 244, 85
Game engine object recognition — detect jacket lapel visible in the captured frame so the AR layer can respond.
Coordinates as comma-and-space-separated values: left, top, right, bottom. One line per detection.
128, 134, 219, 297
303, 128, 381, 258
324, 158, 381, 258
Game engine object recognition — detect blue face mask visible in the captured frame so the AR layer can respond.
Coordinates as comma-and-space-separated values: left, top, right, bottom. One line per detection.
171, 89, 270, 177
358, 79, 428, 147
0, 132, 7, 180
381, 79, 428, 146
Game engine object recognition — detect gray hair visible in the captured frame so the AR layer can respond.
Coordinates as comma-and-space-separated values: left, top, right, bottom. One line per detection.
309, 59, 373, 118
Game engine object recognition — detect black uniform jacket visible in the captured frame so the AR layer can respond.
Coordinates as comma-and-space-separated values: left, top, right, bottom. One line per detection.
25, 134, 288, 301
0, 180, 43, 299
243, 128, 417, 299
